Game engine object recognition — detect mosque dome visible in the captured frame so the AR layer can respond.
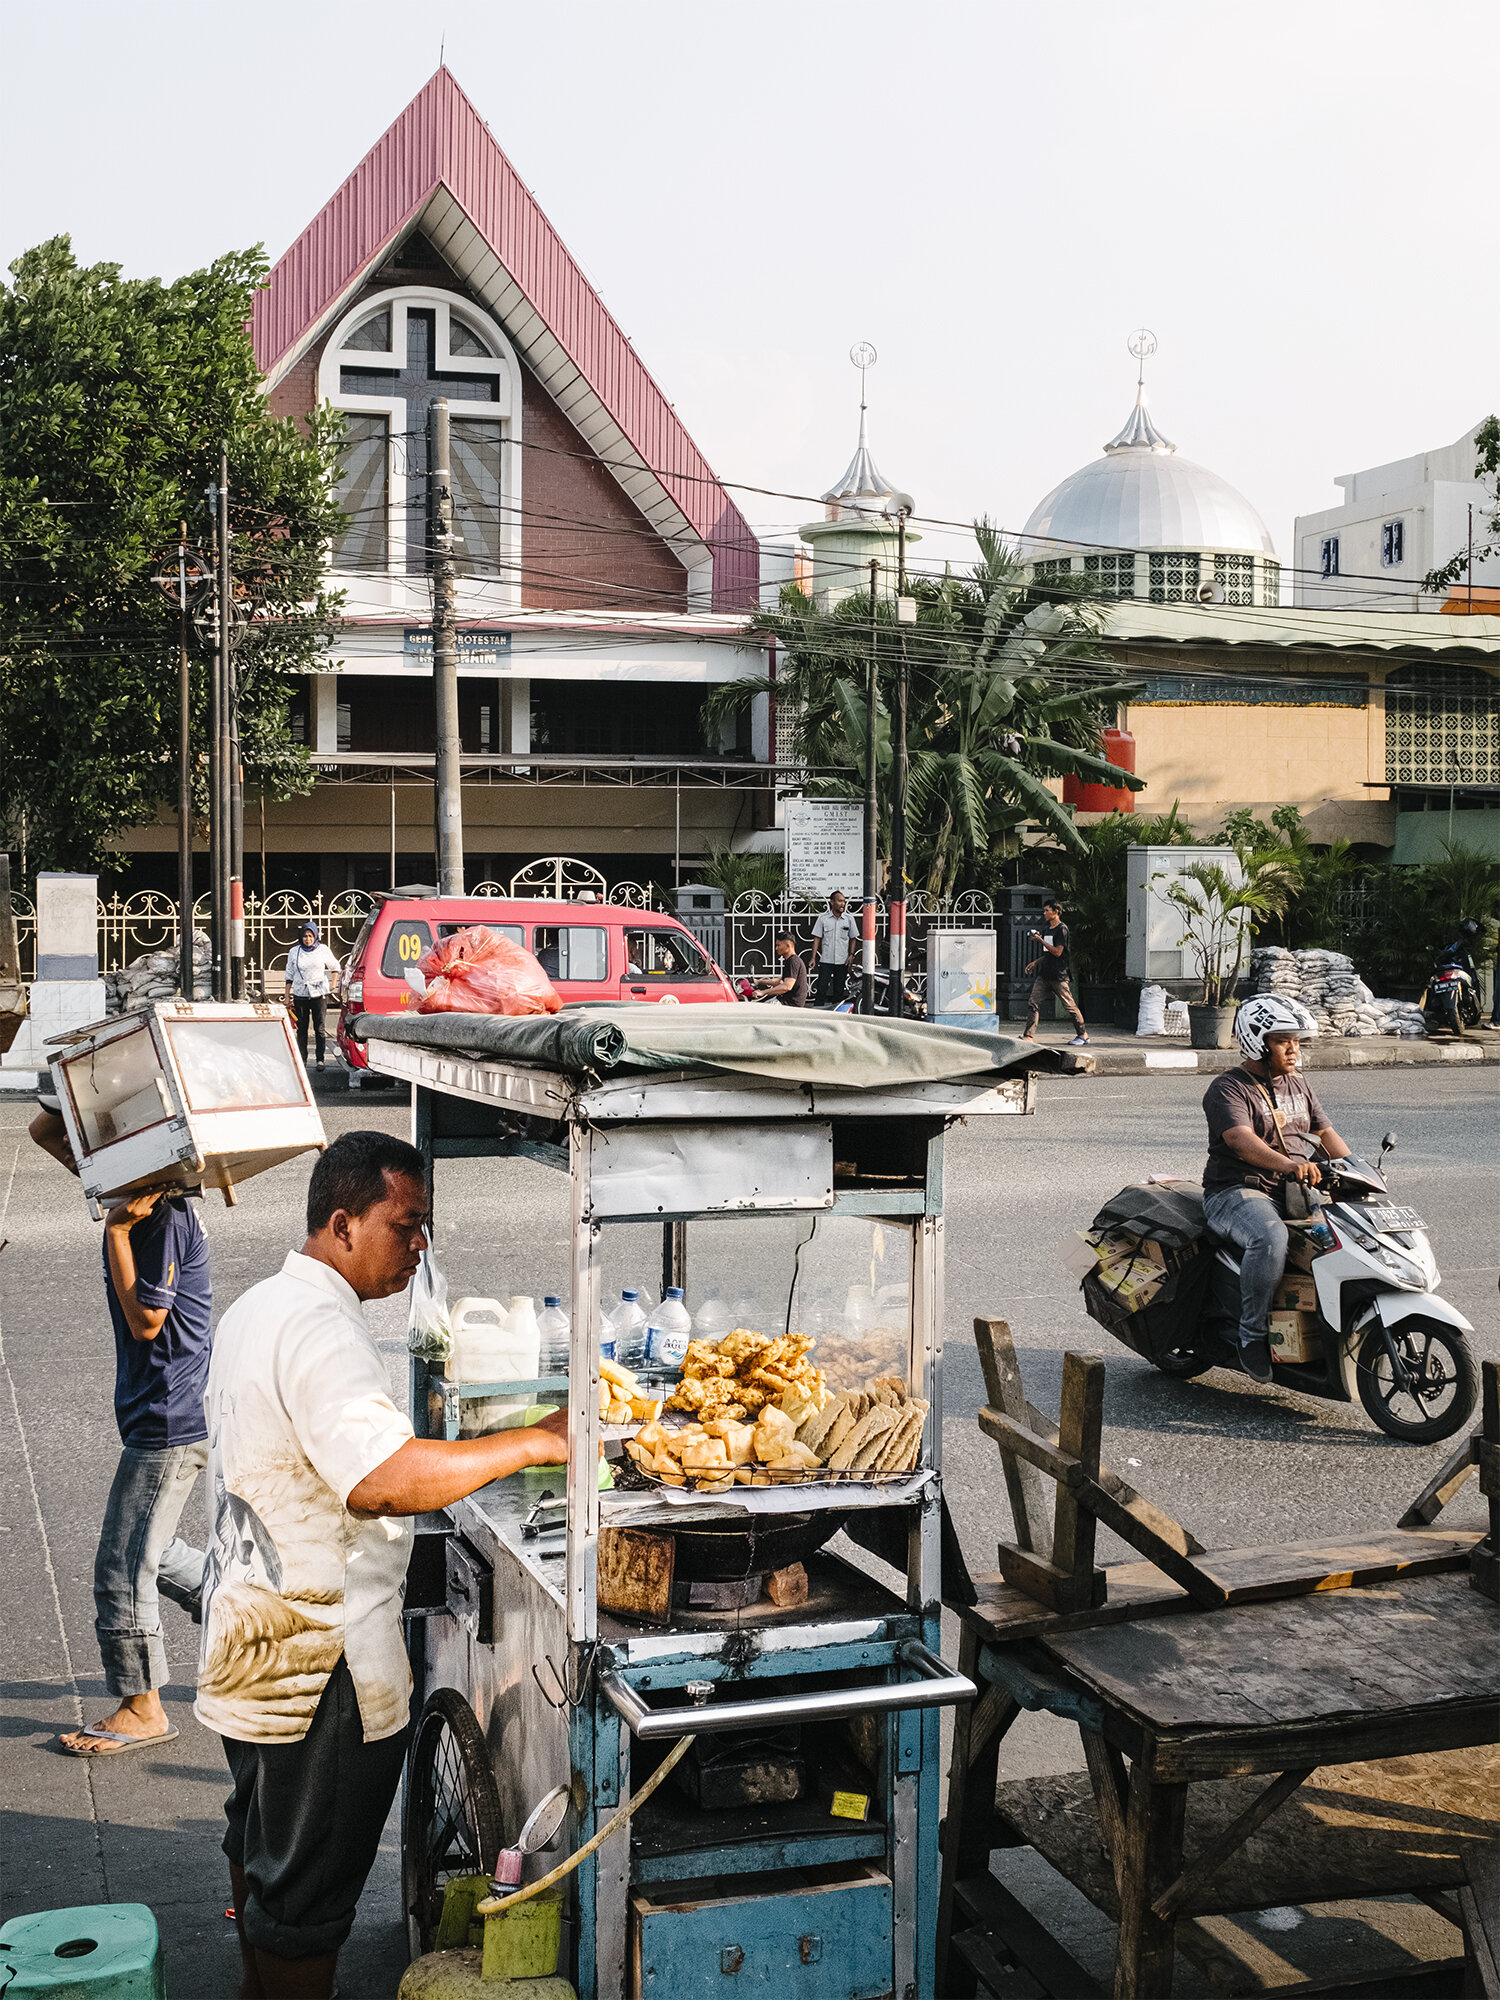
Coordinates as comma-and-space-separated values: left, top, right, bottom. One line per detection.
1020, 354, 1280, 605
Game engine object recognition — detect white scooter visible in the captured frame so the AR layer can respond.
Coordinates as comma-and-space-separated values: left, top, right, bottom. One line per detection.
1190, 1132, 1478, 1441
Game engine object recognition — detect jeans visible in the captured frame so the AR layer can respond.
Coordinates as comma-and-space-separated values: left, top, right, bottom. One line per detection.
293, 993, 327, 1064
94, 1441, 207, 1696
1203, 1184, 1288, 1350
222, 1656, 409, 1959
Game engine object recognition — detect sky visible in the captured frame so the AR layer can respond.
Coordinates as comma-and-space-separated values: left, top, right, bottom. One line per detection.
2, 0, 1495, 579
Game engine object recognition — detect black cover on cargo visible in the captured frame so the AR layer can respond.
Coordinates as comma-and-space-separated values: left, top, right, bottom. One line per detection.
1089, 1182, 1205, 1252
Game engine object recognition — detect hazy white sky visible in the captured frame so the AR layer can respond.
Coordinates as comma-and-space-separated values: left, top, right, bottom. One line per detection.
2, 0, 1495, 580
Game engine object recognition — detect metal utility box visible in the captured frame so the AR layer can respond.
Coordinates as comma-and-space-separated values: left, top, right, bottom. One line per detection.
927, 929, 998, 1031
1125, 845, 1241, 983
49, 1002, 326, 1214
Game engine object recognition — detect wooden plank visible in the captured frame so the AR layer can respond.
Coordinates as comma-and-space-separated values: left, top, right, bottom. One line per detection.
1150, 1766, 1315, 1920
980, 1406, 1083, 1485
1045, 1571, 1500, 1742
1464, 1842, 1500, 2000
1114, 1751, 1188, 1998
954, 1871, 1106, 1999
1053, 1352, 1105, 1610
1189, 1529, 1484, 1605
1479, 1439, 1500, 1500
938, 1623, 1017, 2000
1072, 1472, 1227, 1611
1080, 1726, 1129, 1898
1021, 1398, 1205, 1558
995, 1539, 1106, 1613
950, 1928, 1048, 1999
1399, 1433, 1479, 1527
975, 1316, 1054, 1560
964, 1561, 1187, 1646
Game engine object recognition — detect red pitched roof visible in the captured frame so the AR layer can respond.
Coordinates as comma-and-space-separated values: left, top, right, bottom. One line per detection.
254, 69, 758, 609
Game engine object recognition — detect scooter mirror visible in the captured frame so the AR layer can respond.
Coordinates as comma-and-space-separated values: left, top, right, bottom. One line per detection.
1380, 1130, 1398, 1153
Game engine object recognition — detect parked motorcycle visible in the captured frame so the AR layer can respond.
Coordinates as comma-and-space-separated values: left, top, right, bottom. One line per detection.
1421, 925, 1485, 1037
1087, 1135, 1477, 1443
833, 964, 927, 1019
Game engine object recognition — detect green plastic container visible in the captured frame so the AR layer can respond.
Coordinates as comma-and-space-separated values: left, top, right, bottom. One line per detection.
482, 1889, 563, 1981
0, 1904, 164, 1998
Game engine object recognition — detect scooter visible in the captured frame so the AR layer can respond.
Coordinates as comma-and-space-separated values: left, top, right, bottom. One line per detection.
1422, 926, 1484, 1038
1152, 1134, 1478, 1442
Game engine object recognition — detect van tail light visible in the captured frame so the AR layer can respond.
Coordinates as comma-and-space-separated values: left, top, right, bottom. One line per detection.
347, 979, 363, 1008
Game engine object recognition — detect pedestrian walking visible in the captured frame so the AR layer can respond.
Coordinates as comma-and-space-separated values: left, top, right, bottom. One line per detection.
30, 1100, 210, 1759
807, 890, 858, 1007
1021, 899, 1089, 1047
285, 922, 341, 1070
197, 1131, 571, 1999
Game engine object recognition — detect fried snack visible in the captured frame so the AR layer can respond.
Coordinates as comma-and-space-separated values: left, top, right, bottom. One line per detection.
601, 1358, 639, 1393
828, 1403, 897, 1471
752, 1406, 797, 1460
603, 1396, 634, 1424
720, 1329, 771, 1365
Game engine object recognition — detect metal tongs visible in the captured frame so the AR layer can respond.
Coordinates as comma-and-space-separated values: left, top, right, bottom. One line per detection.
520, 1489, 567, 1541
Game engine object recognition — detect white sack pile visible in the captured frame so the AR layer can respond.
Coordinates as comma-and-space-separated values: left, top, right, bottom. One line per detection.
1250, 946, 1425, 1038
105, 931, 214, 1013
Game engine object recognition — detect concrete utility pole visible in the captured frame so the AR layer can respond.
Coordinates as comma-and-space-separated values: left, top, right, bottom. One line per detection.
862, 557, 880, 1014
889, 510, 912, 1018
177, 524, 194, 1002
213, 453, 243, 1000
430, 399, 465, 896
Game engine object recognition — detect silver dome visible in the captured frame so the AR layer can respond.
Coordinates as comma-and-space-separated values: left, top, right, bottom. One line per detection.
1022, 388, 1275, 559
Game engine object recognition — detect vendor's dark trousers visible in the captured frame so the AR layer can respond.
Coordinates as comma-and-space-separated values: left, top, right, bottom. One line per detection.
293, 994, 327, 1065
1203, 1185, 1287, 1350
812, 963, 847, 1008
221, 1656, 408, 1960
94, 1441, 206, 1696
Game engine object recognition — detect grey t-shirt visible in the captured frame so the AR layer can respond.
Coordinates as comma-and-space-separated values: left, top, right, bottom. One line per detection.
1202, 1066, 1328, 1195
778, 953, 809, 1007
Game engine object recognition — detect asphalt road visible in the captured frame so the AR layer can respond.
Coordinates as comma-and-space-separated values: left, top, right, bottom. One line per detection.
1, 1064, 1494, 1996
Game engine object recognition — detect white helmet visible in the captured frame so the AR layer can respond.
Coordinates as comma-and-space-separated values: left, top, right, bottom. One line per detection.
1234, 995, 1305, 1060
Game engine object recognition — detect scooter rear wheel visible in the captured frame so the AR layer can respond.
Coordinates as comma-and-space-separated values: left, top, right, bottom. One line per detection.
1355, 1321, 1477, 1442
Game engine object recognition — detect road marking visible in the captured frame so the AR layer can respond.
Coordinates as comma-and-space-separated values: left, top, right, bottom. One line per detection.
1144, 1051, 1199, 1069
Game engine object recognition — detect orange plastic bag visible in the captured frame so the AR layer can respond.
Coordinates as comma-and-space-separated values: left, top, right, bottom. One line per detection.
416, 925, 562, 1017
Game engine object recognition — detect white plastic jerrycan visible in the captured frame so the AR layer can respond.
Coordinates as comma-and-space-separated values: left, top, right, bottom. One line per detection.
451, 1296, 544, 1436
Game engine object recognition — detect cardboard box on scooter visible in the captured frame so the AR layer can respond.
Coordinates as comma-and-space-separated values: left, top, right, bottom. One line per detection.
1272, 1272, 1319, 1313
1269, 1309, 1321, 1364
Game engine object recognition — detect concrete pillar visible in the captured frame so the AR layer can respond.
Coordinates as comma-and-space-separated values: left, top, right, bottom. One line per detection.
501, 677, 530, 755
1, 871, 107, 1090
314, 673, 340, 754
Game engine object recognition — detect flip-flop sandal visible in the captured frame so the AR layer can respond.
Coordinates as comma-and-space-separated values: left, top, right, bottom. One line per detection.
58, 1725, 180, 1758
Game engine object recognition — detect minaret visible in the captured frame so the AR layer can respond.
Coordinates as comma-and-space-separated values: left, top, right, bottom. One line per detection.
800, 343, 919, 608
1104, 329, 1176, 455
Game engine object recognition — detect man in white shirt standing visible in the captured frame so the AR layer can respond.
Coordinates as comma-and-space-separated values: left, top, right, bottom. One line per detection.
198, 1130, 569, 1999
284, 922, 342, 1071
807, 890, 858, 1008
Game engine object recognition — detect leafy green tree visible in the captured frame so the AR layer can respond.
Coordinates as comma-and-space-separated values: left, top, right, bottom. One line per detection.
0, 236, 345, 877
690, 843, 786, 903
704, 529, 1143, 898
1423, 416, 1500, 594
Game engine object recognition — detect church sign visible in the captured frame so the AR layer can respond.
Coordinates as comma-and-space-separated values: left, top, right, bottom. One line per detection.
403, 628, 512, 667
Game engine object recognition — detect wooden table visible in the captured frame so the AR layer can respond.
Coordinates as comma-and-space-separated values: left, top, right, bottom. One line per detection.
940, 1567, 1500, 1999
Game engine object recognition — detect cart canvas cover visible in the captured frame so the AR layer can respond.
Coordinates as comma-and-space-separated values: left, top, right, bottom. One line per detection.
351, 1005, 1087, 1089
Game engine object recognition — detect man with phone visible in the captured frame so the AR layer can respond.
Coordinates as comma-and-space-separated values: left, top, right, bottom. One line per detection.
1021, 899, 1088, 1047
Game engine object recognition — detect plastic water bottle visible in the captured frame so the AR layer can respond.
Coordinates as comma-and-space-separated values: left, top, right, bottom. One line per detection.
731, 1292, 763, 1332
644, 1288, 693, 1371
609, 1289, 648, 1370
537, 1296, 570, 1375
692, 1289, 733, 1338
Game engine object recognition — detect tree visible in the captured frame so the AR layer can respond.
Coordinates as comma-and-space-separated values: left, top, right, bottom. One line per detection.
1423, 415, 1500, 594
703, 528, 1143, 898
0, 236, 346, 877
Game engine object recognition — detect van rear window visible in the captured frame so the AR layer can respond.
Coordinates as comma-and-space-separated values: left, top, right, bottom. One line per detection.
381, 920, 433, 976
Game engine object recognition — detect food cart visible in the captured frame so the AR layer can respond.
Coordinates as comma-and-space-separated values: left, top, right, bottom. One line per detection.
358, 1007, 1068, 2000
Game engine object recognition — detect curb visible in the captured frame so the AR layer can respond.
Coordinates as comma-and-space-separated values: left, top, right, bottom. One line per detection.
1075, 1039, 1498, 1077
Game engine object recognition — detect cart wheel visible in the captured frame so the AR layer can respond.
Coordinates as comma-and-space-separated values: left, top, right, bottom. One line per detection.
403, 1687, 504, 1961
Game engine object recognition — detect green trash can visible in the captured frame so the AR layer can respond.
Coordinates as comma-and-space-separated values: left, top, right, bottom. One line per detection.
0, 1904, 164, 1999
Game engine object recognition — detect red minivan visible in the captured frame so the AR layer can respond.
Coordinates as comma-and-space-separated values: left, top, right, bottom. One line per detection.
337, 893, 735, 1075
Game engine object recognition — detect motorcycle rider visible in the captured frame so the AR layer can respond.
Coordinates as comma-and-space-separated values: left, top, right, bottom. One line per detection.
1201, 997, 1351, 1384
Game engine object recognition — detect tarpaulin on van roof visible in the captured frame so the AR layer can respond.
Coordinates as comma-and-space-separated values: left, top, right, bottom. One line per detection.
351, 1005, 1088, 1090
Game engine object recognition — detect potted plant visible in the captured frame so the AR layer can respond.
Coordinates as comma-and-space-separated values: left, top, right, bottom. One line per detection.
1160, 857, 1298, 1048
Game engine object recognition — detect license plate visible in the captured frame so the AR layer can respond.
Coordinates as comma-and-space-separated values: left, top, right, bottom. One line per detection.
1367, 1204, 1423, 1232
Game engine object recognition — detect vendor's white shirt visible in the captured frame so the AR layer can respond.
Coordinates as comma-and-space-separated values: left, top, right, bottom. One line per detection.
286, 943, 341, 998
810, 910, 858, 966
195, 1251, 414, 1745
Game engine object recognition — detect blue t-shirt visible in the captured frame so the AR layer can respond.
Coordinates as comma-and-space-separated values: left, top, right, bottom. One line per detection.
102, 1196, 213, 1448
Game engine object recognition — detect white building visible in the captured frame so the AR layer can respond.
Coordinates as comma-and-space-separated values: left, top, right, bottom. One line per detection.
1293, 420, 1499, 610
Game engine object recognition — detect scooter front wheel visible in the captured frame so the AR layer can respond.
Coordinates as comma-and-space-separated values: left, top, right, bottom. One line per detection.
1355, 1321, 1477, 1442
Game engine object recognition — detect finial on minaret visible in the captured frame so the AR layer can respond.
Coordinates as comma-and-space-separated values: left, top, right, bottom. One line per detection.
1107, 329, 1174, 454
1128, 327, 1157, 391
850, 341, 876, 446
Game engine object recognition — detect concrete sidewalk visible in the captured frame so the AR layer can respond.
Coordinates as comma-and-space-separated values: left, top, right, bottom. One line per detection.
1022, 1021, 1500, 1076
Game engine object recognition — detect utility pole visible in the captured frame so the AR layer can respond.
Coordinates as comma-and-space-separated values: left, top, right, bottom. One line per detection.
862, 557, 880, 1014
177, 524, 194, 1002
213, 454, 238, 1000
207, 477, 225, 999
430, 399, 465, 895
1469, 502, 1475, 612
889, 510, 912, 1018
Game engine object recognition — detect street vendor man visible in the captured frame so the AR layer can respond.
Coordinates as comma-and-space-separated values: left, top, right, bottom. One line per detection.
29, 1094, 210, 1760
1201, 997, 1350, 1383
196, 1130, 570, 2000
